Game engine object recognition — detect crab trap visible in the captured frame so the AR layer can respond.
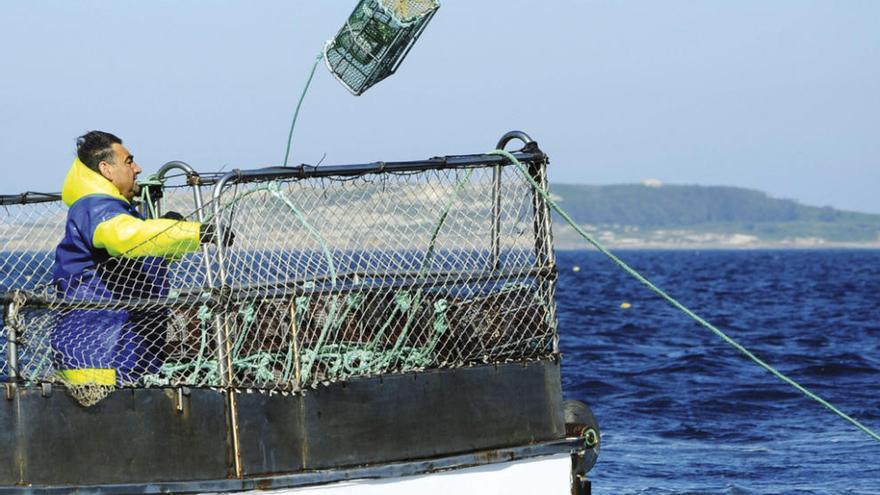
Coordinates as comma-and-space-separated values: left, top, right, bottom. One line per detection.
0, 133, 557, 405
324, 0, 440, 95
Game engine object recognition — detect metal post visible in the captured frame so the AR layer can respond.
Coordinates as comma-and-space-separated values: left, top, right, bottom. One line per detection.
157, 162, 223, 385
210, 172, 240, 385
211, 171, 243, 478
490, 166, 502, 271
159, 162, 242, 477
493, 131, 536, 271
528, 154, 559, 354
288, 300, 301, 387
4, 290, 27, 384
156, 161, 217, 285
495, 131, 559, 354
5, 303, 18, 383
157, 162, 226, 377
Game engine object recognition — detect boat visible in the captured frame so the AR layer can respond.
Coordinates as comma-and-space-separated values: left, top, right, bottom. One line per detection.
0, 131, 598, 494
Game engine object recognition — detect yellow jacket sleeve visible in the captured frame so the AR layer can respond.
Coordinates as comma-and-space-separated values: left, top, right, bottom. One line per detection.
93, 214, 201, 258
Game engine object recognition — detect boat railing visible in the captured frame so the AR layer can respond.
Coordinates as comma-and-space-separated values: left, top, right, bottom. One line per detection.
0, 132, 558, 398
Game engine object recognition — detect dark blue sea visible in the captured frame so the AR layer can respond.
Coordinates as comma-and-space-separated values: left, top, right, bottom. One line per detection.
557, 250, 880, 494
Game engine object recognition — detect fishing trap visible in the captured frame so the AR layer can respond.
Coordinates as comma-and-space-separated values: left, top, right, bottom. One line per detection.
324, 0, 440, 95
0, 132, 556, 406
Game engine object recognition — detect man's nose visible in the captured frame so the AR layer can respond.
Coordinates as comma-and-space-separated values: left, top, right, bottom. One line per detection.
132, 162, 142, 174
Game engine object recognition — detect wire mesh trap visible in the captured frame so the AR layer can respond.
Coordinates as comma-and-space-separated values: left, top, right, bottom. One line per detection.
0, 140, 557, 406
324, 0, 440, 95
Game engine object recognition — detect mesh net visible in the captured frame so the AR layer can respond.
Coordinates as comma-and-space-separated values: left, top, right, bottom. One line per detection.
324, 0, 440, 95
0, 196, 66, 381
0, 152, 557, 403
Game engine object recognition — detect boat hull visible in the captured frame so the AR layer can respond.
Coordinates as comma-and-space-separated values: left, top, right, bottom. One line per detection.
0, 360, 575, 491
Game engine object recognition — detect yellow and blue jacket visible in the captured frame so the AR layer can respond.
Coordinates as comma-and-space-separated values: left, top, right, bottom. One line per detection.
52, 158, 201, 386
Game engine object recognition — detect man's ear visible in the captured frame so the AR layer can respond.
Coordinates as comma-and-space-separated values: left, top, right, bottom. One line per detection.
97, 160, 113, 180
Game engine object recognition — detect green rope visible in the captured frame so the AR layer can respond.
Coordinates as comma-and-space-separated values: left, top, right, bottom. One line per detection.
188, 304, 214, 385
282, 295, 309, 383
421, 168, 473, 276
186, 140, 470, 384
375, 169, 473, 370
488, 148, 880, 443
230, 304, 257, 364
355, 290, 410, 370
203, 182, 338, 285
301, 292, 367, 383
375, 292, 423, 370
283, 52, 323, 167
300, 296, 340, 384
413, 298, 449, 360
266, 181, 338, 287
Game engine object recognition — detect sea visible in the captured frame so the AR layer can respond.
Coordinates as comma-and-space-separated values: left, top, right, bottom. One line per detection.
556, 249, 880, 494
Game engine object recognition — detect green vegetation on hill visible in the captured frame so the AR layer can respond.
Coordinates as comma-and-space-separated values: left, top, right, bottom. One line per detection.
550, 184, 880, 243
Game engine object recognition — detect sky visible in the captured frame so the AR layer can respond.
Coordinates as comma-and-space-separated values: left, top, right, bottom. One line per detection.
1, 1, 878, 213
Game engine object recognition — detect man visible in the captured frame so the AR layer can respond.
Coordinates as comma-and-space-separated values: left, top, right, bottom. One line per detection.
52, 131, 226, 387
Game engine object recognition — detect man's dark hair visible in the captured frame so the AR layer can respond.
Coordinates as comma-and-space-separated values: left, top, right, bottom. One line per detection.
76, 131, 122, 172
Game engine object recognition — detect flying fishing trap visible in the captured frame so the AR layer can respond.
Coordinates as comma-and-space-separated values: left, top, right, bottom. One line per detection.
324, 0, 440, 95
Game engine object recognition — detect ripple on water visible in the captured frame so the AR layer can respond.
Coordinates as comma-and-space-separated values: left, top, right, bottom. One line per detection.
558, 249, 880, 494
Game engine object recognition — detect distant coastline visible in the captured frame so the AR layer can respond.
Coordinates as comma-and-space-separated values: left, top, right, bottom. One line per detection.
550, 183, 880, 249
552, 224, 880, 250
553, 235, 880, 250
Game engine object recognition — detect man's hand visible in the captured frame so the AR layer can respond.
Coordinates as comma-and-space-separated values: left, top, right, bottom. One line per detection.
143, 182, 163, 202
199, 224, 235, 247
161, 211, 185, 221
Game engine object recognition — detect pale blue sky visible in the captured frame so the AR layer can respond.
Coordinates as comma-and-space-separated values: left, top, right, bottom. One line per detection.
1, 1, 878, 212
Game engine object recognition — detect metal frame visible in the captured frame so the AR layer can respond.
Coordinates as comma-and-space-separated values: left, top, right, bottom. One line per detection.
0, 193, 60, 206
3, 295, 20, 384
527, 147, 559, 354
8, 265, 554, 310
154, 161, 242, 476
0, 151, 546, 206
208, 151, 544, 188
492, 131, 537, 271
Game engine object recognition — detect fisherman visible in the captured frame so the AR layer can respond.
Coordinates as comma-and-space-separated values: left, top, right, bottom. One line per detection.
52, 131, 230, 387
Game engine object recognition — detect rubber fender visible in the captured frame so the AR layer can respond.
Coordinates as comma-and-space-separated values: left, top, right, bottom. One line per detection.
564, 399, 600, 472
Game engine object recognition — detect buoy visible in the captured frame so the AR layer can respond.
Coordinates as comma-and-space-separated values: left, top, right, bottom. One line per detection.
620, 302, 631, 309
572, 265, 581, 272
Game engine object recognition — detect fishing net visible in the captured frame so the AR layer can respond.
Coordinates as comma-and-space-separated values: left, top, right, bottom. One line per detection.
0, 194, 66, 382
324, 0, 440, 95
0, 150, 557, 406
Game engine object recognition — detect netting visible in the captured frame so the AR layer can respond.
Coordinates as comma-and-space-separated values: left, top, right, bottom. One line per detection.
0, 151, 557, 400
324, 0, 440, 95
0, 195, 66, 381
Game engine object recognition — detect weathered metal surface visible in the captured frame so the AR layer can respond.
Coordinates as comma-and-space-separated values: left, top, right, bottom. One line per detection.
0, 388, 229, 486
0, 359, 565, 489
235, 359, 565, 476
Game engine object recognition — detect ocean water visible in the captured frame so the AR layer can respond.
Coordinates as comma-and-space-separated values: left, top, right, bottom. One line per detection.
557, 250, 880, 495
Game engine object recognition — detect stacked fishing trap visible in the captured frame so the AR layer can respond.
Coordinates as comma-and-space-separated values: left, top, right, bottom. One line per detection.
0, 139, 557, 406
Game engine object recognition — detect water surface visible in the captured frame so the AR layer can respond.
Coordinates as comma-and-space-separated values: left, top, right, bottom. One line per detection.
558, 249, 880, 494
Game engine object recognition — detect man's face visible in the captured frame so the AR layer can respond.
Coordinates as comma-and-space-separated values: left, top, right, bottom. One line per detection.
99, 143, 142, 200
